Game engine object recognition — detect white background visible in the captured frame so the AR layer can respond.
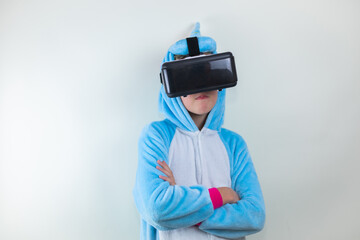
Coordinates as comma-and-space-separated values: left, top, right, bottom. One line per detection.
1, 0, 359, 239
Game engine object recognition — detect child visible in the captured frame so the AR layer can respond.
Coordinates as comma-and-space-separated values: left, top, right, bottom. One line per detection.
133, 23, 265, 240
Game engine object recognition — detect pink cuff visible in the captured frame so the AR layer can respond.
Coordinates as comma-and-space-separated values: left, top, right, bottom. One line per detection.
208, 188, 223, 209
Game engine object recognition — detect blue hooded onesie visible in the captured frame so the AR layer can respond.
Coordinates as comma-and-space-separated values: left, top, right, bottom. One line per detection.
133, 23, 265, 240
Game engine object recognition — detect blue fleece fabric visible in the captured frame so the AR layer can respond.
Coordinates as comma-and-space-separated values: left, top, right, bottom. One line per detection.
133, 23, 265, 240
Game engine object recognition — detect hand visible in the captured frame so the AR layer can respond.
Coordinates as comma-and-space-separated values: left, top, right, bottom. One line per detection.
156, 160, 176, 186
217, 187, 240, 205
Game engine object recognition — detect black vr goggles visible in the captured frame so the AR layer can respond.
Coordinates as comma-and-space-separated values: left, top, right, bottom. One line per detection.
160, 37, 238, 98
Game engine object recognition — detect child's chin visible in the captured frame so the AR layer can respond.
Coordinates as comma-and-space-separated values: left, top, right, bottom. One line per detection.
198, 104, 214, 114
193, 108, 212, 116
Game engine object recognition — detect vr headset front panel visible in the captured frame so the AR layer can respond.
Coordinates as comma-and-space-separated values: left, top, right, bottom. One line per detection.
161, 52, 238, 98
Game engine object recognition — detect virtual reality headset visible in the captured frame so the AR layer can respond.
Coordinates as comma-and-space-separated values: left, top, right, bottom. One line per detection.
160, 37, 238, 98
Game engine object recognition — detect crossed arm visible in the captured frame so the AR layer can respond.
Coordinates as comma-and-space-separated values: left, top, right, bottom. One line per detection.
156, 160, 240, 206
155, 155, 265, 239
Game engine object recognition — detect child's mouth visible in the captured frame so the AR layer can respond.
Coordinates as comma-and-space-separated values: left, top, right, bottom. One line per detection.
195, 95, 209, 100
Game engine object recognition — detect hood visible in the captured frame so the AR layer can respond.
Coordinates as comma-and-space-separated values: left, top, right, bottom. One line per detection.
158, 22, 226, 132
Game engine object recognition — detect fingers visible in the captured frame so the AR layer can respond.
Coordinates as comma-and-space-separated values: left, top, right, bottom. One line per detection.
156, 165, 172, 177
233, 192, 240, 202
217, 187, 241, 204
159, 175, 171, 181
157, 160, 172, 172
156, 160, 176, 185
231, 190, 240, 203
156, 160, 172, 176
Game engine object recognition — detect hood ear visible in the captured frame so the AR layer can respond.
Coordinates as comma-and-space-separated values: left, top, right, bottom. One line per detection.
163, 22, 216, 59
190, 22, 201, 37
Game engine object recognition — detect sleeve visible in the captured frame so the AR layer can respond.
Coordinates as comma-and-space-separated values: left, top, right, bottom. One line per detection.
198, 134, 266, 239
132, 123, 216, 231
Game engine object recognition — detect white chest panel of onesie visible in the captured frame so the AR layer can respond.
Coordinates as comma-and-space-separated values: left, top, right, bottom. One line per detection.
168, 128, 231, 188
158, 128, 232, 240
198, 128, 231, 188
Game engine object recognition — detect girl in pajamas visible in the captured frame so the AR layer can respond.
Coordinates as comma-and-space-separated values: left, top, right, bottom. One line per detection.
133, 23, 265, 240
